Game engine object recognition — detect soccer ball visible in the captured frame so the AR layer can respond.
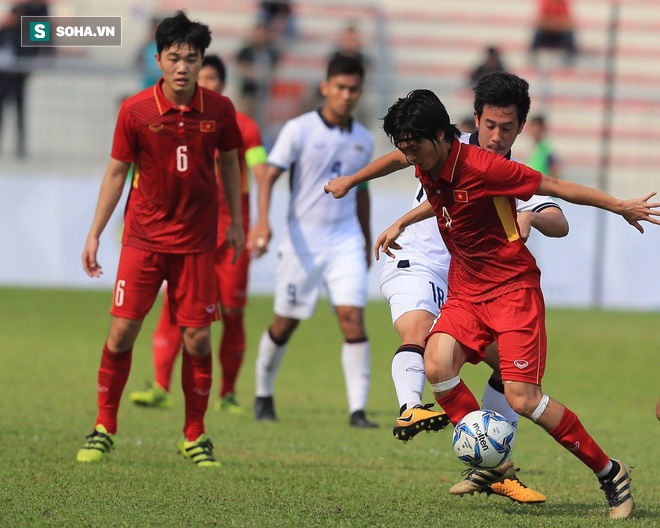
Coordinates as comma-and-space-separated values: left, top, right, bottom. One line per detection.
452, 409, 514, 469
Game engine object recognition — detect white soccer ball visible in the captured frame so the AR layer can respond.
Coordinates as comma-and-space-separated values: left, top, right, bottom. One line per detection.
452, 409, 514, 469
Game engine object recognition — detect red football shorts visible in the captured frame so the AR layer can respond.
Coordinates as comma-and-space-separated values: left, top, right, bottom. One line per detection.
216, 194, 250, 309
429, 287, 547, 384
111, 245, 219, 327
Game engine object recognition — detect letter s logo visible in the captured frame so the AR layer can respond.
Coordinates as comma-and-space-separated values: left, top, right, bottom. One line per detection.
35, 24, 46, 39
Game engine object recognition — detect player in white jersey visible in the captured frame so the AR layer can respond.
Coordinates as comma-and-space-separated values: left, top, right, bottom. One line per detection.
326, 72, 569, 501
250, 56, 378, 427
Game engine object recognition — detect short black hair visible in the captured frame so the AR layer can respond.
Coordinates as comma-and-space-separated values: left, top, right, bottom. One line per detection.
155, 11, 212, 56
383, 89, 461, 147
202, 54, 226, 83
327, 55, 365, 82
473, 72, 530, 125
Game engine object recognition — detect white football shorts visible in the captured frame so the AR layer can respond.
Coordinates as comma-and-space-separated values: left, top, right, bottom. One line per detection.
380, 257, 449, 324
274, 245, 368, 320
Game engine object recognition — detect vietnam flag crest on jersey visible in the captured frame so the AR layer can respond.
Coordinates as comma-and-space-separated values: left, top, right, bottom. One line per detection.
454, 189, 469, 202
200, 120, 216, 132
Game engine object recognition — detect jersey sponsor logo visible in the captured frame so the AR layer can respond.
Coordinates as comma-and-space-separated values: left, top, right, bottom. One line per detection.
205, 304, 216, 313
514, 359, 529, 369
149, 123, 164, 133
453, 189, 469, 203
200, 120, 216, 132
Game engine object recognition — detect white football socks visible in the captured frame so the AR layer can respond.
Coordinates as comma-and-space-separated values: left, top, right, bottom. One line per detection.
391, 347, 426, 411
255, 331, 287, 397
341, 340, 371, 414
482, 379, 519, 449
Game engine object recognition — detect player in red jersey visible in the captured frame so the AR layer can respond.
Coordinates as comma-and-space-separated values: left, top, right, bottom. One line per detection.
129, 54, 267, 414
77, 12, 244, 467
337, 90, 660, 519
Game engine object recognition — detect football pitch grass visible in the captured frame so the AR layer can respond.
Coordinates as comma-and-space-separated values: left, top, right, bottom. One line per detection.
1, 287, 658, 527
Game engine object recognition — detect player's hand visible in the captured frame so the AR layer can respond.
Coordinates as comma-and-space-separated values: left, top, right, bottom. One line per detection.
374, 224, 403, 261
324, 176, 353, 199
620, 192, 660, 233
517, 211, 533, 242
82, 236, 103, 277
247, 220, 271, 259
225, 223, 246, 265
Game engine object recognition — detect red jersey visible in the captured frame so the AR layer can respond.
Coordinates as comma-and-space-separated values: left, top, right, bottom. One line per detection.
111, 79, 243, 253
216, 111, 264, 245
416, 139, 543, 302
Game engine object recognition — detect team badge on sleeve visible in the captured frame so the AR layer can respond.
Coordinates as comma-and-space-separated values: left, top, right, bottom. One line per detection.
200, 120, 216, 132
454, 190, 469, 203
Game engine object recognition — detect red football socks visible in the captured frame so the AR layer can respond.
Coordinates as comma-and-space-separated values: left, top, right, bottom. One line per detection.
181, 349, 212, 441
434, 380, 480, 426
219, 312, 246, 398
549, 406, 610, 473
95, 343, 132, 435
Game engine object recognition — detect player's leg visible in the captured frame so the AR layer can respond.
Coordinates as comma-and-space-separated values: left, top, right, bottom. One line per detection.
390, 311, 451, 440
255, 250, 320, 421
480, 343, 546, 503
504, 381, 633, 517
334, 305, 376, 428
170, 251, 221, 467
498, 288, 633, 518
214, 241, 250, 413
77, 247, 163, 463
254, 314, 299, 421
423, 299, 516, 494
326, 245, 376, 428
129, 288, 178, 408
381, 260, 450, 439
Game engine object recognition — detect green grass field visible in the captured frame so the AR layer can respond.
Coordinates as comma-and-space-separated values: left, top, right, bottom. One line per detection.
0, 287, 658, 527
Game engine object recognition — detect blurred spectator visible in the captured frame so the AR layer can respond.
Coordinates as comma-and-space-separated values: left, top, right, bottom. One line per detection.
468, 46, 506, 87
527, 115, 560, 178
459, 116, 476, 134
259, 1, 296, 41
329, 24, 369, 70
0, 3, 45, 157
530, 0, 577, 65
236, 23, 280, 126
136, 16, 162, 89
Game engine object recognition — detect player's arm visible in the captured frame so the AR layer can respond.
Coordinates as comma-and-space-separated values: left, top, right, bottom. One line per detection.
218, 148, 245, 264
245, 160, 269, 258
82, 157, 131, 277
517, 207, 569, 241
536, 175, 660, 233
374, 199, 434, 260
324, 149, 409, 198
250, 163, 284, 258
356, 185, 371, 268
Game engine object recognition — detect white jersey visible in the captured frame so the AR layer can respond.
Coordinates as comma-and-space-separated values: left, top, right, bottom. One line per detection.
268, 110, 374, 254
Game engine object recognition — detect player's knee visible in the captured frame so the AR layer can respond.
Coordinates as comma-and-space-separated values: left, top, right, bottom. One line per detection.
504, 385, 543, 418
183, 327, 212, 356
337, 308, 364, 339
269, 317, 298, 343
108, 317, 141, 351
